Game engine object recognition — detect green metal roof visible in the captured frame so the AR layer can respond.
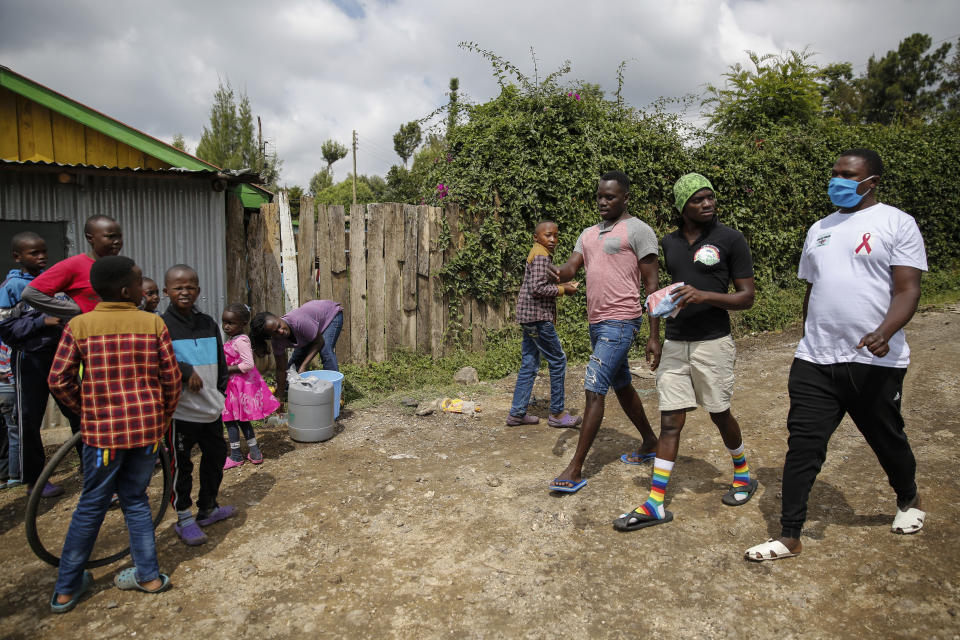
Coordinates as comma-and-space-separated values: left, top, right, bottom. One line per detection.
0, 66, 218, 171
229, 183, 273, 209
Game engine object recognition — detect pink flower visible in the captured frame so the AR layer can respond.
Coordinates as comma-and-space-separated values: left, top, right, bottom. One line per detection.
574, 93, 581, 100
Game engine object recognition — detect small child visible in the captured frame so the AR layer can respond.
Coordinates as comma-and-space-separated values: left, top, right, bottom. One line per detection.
140, 277, 160, 313
160, 264, 234, 546
221, 303, 280, 469
47, 255, 182, 612
507, 220, 582, 427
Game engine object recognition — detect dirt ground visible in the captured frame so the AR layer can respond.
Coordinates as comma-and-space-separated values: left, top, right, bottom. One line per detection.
1, 309, 958, 639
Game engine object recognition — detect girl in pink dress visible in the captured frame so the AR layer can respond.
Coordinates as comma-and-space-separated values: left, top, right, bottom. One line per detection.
221, 304, 281, 469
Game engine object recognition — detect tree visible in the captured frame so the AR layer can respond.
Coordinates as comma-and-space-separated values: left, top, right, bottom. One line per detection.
195, 80, 282, 187
818, 62, 861, 124
308, 170, 333, 196
284, 184, 304, 219
393, 121, 421, 167
320, 139, 348, 175
315, 176, 375, 209
703, 49, 824, 134
446, 78, 460, 137
171, 133, 189, 153
857, 33, 952, 124
941, 38, 960, 118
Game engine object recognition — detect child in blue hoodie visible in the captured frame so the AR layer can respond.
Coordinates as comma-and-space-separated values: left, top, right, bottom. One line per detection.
161, 264, 234, 546
0, 232, 80, 497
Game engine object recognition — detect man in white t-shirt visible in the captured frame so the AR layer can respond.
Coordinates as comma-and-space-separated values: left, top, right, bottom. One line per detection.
745, 148, 927, 562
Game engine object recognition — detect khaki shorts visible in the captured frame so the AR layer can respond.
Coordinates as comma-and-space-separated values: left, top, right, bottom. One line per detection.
656, 335, 736, 413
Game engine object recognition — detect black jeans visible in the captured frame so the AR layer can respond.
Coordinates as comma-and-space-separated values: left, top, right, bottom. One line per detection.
780, 358, 916, 539
169, 418, 227, 513
14, 348, 81, 486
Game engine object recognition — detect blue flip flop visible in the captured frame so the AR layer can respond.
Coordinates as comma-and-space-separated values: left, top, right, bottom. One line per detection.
620, 452, 656, 465
50, 570, 93, 613
549, 478, 587, 493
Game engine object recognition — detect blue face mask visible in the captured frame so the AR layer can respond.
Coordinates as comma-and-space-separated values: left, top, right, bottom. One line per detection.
828, 175, 876, 208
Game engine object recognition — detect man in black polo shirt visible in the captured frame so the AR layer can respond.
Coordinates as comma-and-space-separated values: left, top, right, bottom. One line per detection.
615, 173, 757, 531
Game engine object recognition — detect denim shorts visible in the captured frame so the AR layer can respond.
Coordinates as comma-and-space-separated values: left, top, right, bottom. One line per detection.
584, 317, 643, 395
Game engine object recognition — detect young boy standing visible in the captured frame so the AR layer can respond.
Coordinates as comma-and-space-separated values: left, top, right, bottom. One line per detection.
47, 255, 182, 612
0, 232, 77, 497
507, 220, 581, 427
161, 264, 234, 546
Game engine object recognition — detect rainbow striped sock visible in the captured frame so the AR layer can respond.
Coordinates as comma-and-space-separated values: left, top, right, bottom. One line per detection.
729, 444, 751, 497
636, 458, 674, 519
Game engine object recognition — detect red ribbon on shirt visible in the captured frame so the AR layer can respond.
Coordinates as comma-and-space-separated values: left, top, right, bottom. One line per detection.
855, 233, 872, 255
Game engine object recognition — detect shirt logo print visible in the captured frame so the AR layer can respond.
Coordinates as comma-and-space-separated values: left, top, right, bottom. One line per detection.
816, 232, 831, 247
693, 244, 720, 266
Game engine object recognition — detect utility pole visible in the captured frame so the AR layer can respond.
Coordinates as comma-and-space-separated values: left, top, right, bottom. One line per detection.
257, 116, 264, 176
351, 130, 358, 206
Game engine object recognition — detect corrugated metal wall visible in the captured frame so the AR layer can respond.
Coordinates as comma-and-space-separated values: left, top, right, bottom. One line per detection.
0, 171, 227, 315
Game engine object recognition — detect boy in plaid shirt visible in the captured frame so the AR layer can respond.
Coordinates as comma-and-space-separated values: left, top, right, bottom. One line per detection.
507, 221, 582, 428
47, 256, 182, 613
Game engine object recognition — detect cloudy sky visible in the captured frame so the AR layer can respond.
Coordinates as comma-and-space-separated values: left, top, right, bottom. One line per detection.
1, 0, 957, 187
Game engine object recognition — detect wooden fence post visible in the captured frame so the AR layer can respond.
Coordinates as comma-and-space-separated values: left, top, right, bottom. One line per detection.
225, 193, 247, 308
316, 203, 333, 301
327, 205, 350, 365
297, 195, 317, 304
384, 203, 404, 356
401, 204, 418, 350
366, 203, 386, 362
416, 204, 431, 353
429, 206, 446, 359
349, 203, 367, 364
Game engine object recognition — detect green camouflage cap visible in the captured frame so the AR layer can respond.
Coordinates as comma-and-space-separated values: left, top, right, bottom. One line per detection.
673, 173, 714, 211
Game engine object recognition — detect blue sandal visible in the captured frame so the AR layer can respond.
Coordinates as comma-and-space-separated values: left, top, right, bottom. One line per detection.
50, 570, 93, 613
114, 567, 171, 593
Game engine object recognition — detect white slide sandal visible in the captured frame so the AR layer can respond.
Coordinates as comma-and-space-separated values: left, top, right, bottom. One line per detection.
744, 538, 798, 562
891, 507, 925, 534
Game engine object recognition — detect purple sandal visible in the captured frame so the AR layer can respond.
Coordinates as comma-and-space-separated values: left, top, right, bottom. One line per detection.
547, 412, 582, 428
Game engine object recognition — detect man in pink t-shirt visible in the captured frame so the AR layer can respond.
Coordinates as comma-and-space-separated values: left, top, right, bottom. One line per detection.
23, 215, 123, 317
548, 170, 661, 494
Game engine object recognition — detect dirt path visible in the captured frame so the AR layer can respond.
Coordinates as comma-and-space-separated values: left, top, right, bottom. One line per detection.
2, 310, 959, 639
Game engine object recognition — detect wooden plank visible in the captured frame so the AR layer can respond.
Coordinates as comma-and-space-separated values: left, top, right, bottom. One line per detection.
84, 127, 118, 167
50, 112, 85, 164
471, 298, 484, 350
416, 205, 431, 352
349, 203, 367, 364
115, 142, 146, 169
260, 203, 285, 318
246, 212, 274, 374
0, 87, 18, 160
401, 204, 418, 349
225, 193, 247, 307
297, 195, 317, 304
366, 203, 386, 362
328, 205, 347, 273
384, 203, 404, 356
143, 155, 169, 169
327, 204, 350, 364
17, 96, 55, 162
429, 206, 446, 359
278, 193, 299, 312
315, 204, 333, 301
